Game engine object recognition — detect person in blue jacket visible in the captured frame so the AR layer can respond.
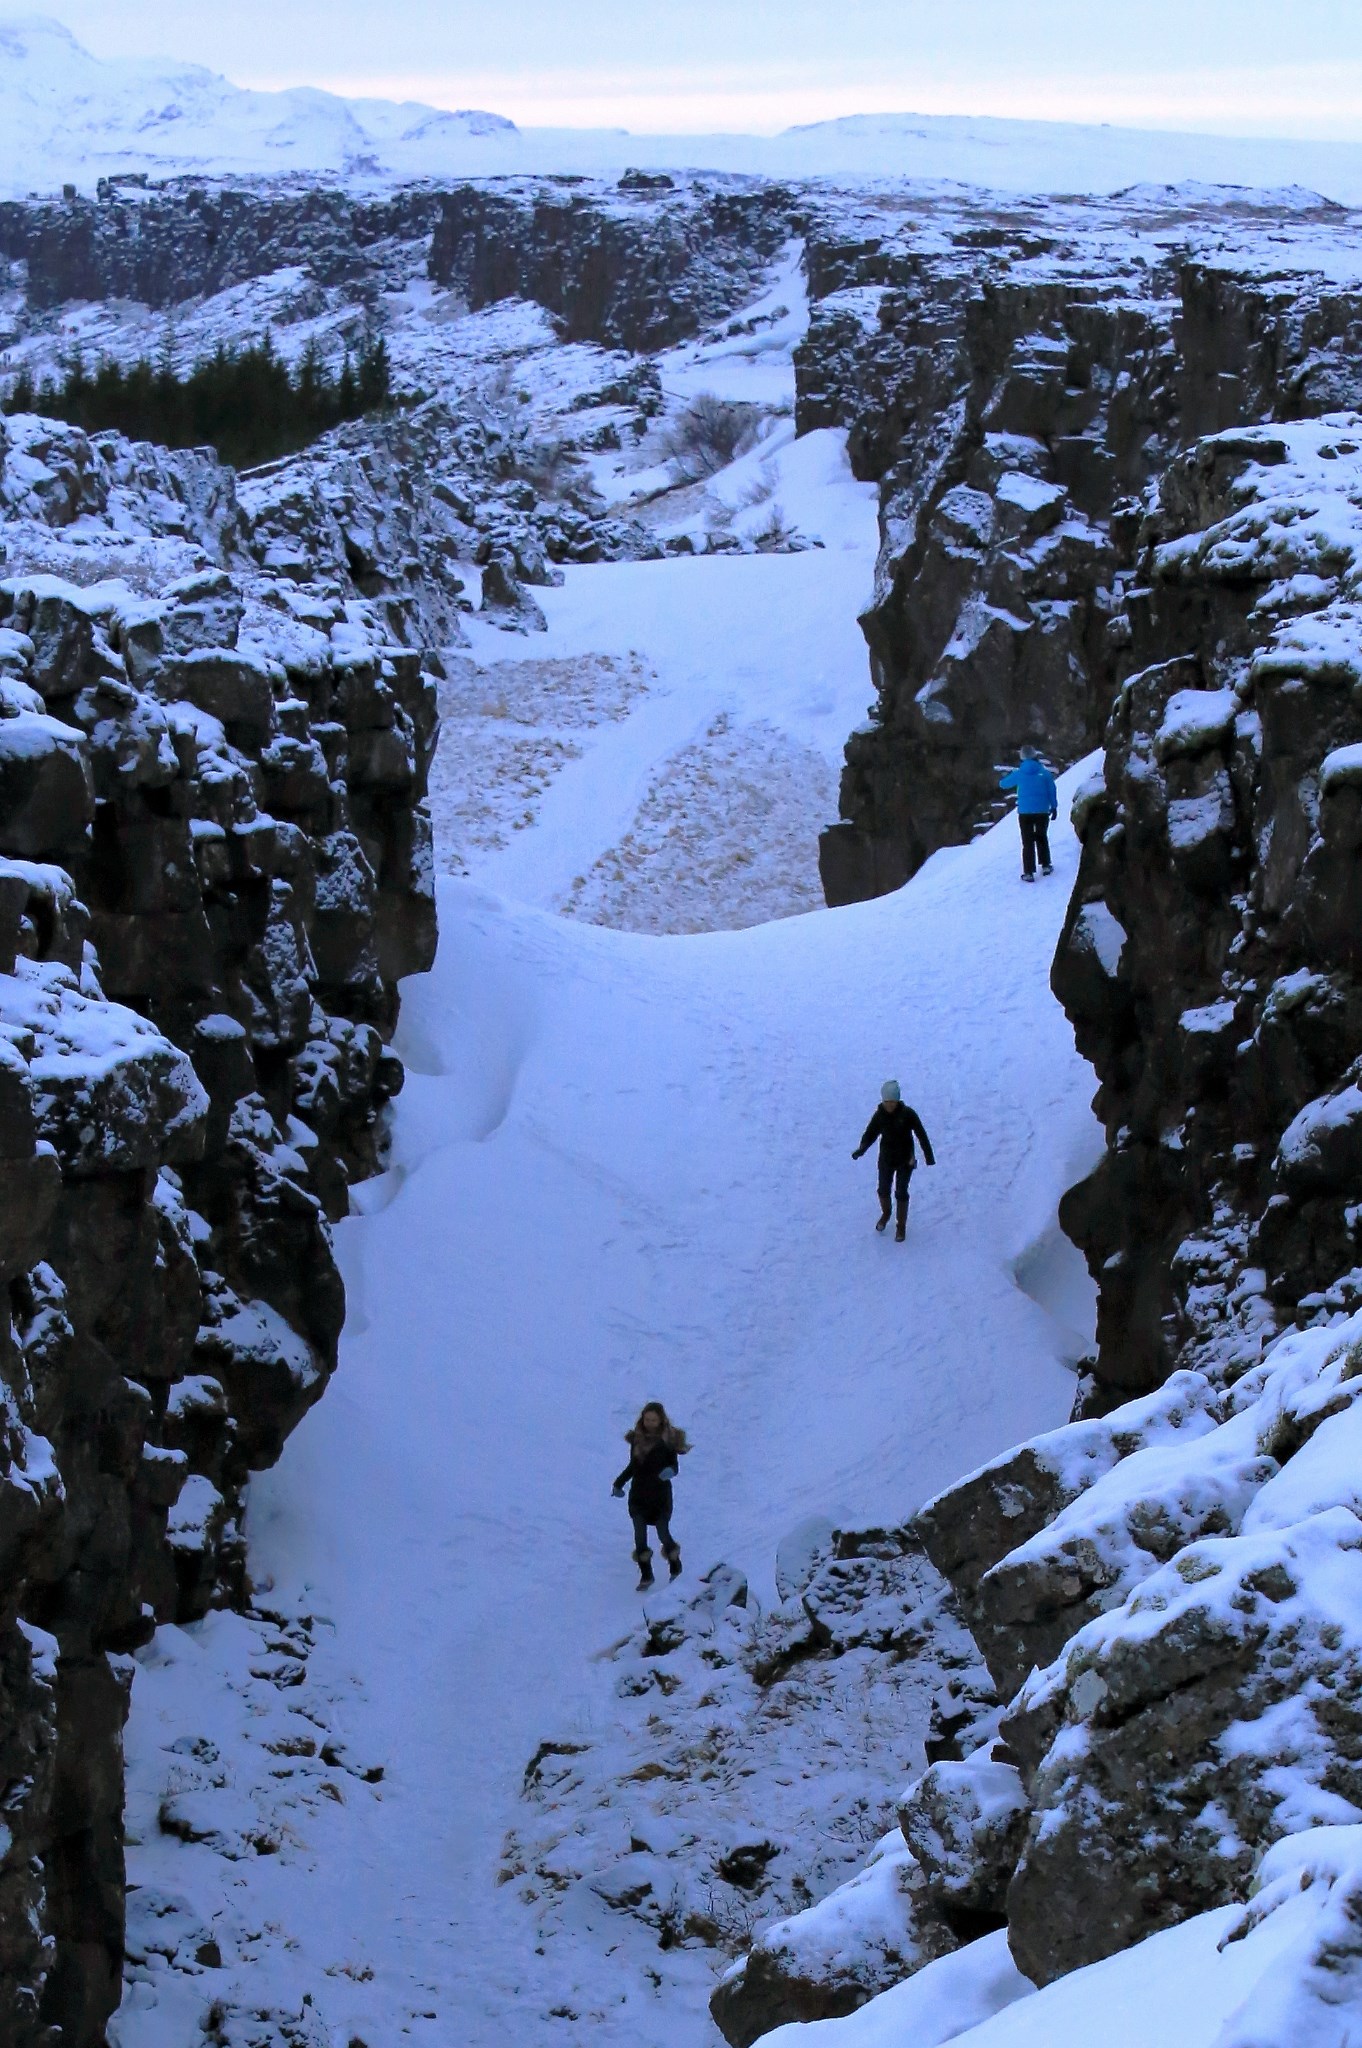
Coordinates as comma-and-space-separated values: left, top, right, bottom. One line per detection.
1000, 746, 1059, 881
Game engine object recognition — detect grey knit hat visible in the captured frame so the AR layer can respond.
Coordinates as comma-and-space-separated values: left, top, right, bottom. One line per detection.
881, 1080, 901, 1103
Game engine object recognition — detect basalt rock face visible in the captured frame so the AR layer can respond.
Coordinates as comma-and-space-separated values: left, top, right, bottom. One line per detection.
0, 174, 795, 359
803, 219, 1179, 905
1053, 415, 1362, 1401
0, 181, 445, 314
428, 178, 796, 353
803, 193, 1362, 907
0, 408, 437, 2044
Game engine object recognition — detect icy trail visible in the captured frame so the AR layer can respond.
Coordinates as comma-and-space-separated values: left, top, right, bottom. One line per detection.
112, 262, 1102, 2047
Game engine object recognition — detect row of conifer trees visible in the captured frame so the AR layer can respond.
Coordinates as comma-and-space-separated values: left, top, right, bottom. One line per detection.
1, 333, 393, 469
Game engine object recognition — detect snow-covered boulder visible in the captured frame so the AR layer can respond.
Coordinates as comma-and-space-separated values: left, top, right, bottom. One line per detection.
1275, 1084, 1362, 1195
915, 1369, 1224, 1617
973, 1387, 1275, 1693
1210, 1823, 1362, 2048
0, 711, 93, 859
1004, 1505, 1362, 1985
711, 1832, 959, 2047
898, 1750, 1029, 1916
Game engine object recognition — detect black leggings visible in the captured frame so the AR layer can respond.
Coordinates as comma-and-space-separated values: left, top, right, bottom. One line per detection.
631, 1512, 677, 1559
1019, 814, 1052, 876
878, 1156, 914, 1215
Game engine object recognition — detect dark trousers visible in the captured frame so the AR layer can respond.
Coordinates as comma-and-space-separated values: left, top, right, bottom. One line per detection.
878, 1156, 914, 1218
631, 1511, 677, 1560
1019, 813, 1052, 876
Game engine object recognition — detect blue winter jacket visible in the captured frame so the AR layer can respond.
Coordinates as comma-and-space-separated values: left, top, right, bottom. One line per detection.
1000, 758, 1058, 817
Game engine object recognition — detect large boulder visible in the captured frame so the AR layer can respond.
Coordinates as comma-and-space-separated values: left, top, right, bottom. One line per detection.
711, 1833, 958, 2047
0, 714, 93, 859
1004, 1505, 1362, 1986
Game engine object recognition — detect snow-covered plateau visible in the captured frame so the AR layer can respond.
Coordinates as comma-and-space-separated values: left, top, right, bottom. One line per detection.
1, 47, 1362, 2048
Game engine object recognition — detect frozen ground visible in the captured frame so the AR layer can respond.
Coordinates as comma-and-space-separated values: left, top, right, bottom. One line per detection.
109, 308, 1105, 2041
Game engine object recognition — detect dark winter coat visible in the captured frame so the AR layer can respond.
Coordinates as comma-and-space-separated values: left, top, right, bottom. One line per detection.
855, 1102, 935, 1170
614, 1435, 680, 1519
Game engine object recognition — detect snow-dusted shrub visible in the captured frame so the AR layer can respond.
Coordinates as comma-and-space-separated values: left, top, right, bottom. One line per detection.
658, 393, 761, 482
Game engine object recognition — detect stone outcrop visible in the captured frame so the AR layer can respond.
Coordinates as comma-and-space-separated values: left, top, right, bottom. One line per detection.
888, 1303, 1362, 1998
1053, 416, 1362, 1399
0, 405, 437, 2045
234, 393, 659, 652
0, 181, 445, 314
428, 178, 795, 353
0, 172, 794, 360
710, 1297, 1360, 2034
803, 192, 1362, 907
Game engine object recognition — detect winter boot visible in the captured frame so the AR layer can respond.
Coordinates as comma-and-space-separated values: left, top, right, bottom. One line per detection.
895, 1201, 908, 1243
666, 1548, 683, 1582
634, 1549, 654, 1591
1020, 870, 1036, 883
1042, 863, 1053, 876
875, 1204, 891, 1234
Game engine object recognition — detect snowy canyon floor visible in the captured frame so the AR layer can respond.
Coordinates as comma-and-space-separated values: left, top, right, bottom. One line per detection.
109, 508, 1103, 2047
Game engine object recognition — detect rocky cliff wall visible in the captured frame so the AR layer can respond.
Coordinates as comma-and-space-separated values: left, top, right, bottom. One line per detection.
1053, 416, 1362, 1401
0, 181, 443, 314
0, 407, 437, 2045
428, 176, 796, 352
802, 196, 1362, 907
0, 172, 795, 359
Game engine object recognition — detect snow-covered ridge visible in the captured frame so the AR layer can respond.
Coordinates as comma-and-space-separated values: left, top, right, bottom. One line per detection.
0, 13, 515, 195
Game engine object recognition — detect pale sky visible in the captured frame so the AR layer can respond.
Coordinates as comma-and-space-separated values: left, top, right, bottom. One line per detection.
48, 1, 1362, 138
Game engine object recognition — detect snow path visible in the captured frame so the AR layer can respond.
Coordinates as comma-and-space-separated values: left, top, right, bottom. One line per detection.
234, 755, 1099, 2043
441, 413, 887, 925
460, 529, 878, 911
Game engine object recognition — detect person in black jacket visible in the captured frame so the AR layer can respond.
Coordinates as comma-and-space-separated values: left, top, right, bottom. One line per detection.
613, 1403, 690, 1589
852, 1080, 935, 1241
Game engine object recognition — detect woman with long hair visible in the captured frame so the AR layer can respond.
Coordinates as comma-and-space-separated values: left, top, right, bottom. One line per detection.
612, 1402, 690, 1590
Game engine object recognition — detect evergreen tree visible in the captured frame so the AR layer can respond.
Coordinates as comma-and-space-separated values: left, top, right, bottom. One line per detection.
356, 335, 392, 414
2, 330, 398, 467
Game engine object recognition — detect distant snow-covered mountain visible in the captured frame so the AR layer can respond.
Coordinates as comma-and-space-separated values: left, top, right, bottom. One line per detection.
6, 13, 1362, 203
0, 14, 518, 192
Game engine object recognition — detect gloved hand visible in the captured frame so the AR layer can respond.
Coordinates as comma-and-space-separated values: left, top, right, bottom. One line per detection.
611, 1485, 624, 1498
851, 1147, 864, 1160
